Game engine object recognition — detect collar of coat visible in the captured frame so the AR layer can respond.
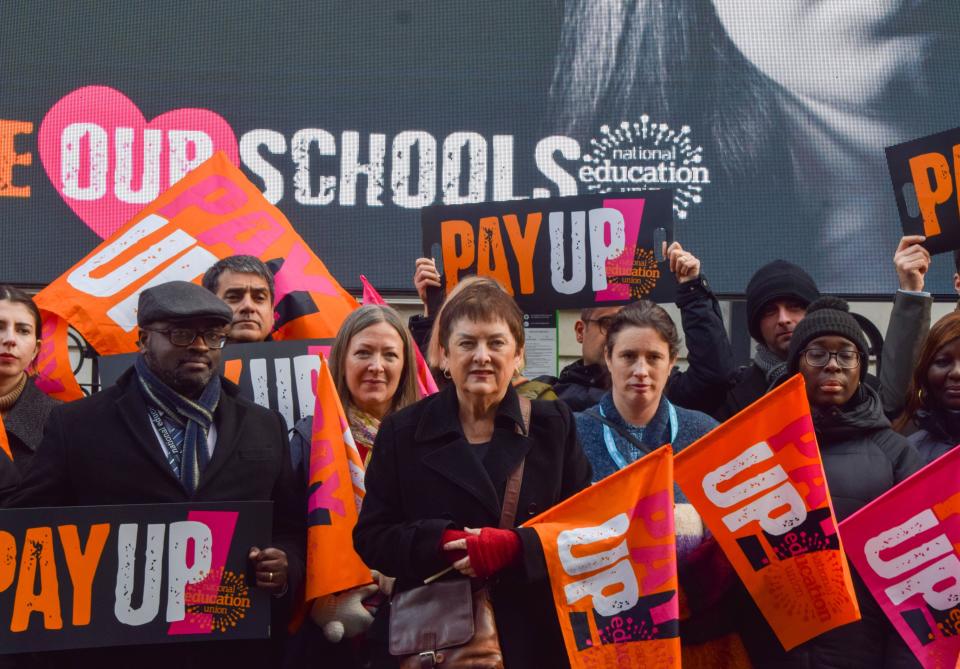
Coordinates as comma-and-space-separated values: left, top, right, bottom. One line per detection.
412, 383, 530, 520
415, 382, 527, 443
112, 366, 250, 494
3, 379, 59, 453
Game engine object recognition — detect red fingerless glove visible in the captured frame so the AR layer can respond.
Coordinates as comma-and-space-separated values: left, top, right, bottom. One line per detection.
465, 528, 521, 578
440, 528, 471, 564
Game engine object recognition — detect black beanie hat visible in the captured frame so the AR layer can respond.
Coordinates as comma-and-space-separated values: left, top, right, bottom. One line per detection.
745, 260, 820, 342
786, 297, 870, 377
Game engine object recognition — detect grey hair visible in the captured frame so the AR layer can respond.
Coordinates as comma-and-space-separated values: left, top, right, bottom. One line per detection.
202, 255, 275, 301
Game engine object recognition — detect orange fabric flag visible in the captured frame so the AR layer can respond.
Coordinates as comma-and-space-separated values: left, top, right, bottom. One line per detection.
33, 151, 358, 395
674, 375, 860, 651
0, 414, 11, 461
33, 310, 84, 402
305, 354, 371, 601
360, 274, 439, 398
523, 445, 680, 668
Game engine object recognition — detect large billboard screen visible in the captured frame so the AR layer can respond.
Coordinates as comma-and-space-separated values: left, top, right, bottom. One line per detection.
2, 1, 957, 296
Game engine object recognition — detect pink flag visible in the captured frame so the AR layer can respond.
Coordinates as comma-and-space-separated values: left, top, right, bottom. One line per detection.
360, 274, 439, 398
840, 446, 960, 668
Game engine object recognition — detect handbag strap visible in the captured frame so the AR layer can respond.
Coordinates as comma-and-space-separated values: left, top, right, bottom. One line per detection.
499, 396, 531, 529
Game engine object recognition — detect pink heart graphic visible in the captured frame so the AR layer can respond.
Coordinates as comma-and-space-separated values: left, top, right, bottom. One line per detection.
38, 85, 239, 239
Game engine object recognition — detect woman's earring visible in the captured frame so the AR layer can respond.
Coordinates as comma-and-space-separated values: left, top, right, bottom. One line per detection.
442, 368, 452, 379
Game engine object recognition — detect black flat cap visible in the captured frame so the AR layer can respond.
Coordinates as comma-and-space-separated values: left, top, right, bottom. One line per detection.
137, 281, 233, 327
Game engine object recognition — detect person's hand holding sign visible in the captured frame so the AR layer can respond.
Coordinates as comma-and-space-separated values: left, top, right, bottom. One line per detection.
249, 546, 289, 594
664, 241, 701, 284
893, 235, 930, 292
413, 257, 441, 316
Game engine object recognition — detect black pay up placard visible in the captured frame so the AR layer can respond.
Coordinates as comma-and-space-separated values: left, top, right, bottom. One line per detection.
421, 192, 677, 311
0, 501, 271, 654
98, 339, 333, 429
887, 126, 960, 254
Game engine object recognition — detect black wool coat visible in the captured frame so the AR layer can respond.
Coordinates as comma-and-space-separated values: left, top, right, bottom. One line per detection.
354, 384, 592, 669
8, 368, 306, 669
0, 379, 59, 502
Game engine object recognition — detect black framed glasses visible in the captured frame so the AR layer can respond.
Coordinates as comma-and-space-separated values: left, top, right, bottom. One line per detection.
144, 328, 229, 349
800, 348, 861, 369
584, 316, 616, 334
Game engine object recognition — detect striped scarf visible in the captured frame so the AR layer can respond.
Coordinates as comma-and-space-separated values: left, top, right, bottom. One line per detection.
347, 404, 380, 467
134, 354, 221, 494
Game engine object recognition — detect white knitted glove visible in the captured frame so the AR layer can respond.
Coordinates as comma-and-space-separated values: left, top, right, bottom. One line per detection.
310, 582, 379, 643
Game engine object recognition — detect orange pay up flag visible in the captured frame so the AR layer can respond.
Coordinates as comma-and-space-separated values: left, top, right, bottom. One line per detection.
33, 151, 358, 399
524, 445, 680, 669
674, 375, 860, 650
306, 354, 371, 601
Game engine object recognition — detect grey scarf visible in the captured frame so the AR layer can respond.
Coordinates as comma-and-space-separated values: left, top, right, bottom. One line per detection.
753, 345, 789, 387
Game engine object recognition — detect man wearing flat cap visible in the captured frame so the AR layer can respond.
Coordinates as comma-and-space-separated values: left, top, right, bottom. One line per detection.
9, 281, 305, 668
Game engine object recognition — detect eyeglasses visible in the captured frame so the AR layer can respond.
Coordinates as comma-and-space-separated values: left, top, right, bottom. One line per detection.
144, 328, 229, 349
800, 348, 861, 369
584, 316, 616, 334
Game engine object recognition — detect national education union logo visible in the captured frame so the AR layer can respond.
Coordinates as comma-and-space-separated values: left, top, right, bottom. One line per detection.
577, 117, 710, 220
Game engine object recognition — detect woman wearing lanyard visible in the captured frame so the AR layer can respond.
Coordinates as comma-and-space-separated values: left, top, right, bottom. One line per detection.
574, 299, 718, 489
574, 300, 746, 665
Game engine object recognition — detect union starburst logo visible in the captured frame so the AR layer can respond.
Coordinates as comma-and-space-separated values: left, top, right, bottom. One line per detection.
578, 117, 710, 220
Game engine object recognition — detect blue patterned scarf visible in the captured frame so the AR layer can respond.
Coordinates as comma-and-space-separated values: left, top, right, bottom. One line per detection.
134, 354, 221, 493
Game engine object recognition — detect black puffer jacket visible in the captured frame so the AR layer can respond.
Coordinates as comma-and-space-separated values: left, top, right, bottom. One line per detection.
739, 385, 924, 669
907, 408, 960, 464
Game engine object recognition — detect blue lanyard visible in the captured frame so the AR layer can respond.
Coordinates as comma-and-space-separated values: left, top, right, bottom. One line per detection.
148, 406, 182, 474
600, 400, 678, 471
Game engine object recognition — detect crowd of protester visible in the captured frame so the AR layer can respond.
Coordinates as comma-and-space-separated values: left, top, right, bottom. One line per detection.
3, 232, 960, 668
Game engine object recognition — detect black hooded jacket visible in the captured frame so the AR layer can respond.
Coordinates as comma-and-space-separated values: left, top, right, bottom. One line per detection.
908, 408, 960, 465
739, 385, 924, 669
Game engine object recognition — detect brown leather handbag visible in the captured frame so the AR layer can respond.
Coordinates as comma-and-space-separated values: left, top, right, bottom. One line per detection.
388, 398, 531, 669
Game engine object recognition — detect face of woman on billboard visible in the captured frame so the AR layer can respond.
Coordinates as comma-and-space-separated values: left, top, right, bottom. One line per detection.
710, 0, 943, 107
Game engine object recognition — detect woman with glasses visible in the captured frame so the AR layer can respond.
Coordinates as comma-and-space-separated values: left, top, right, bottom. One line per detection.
896, 312, 960, 464
737, 296, 923, 668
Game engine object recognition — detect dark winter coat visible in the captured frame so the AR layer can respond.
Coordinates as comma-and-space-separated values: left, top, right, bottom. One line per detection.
551, 358, 608, 412
0, 380, 59, 502
663, 275, 738, 413
353, 383, 592, 669
738, 385, 924, 669
8, 368, 306, 669
907, 408, 960, 464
